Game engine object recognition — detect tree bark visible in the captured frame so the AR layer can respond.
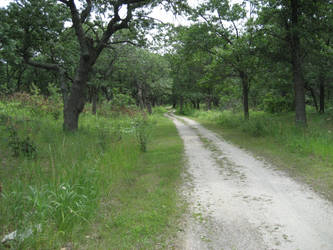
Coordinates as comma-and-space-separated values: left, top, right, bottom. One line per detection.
16, 68, 25, 92
319, 76, 325, 113
239, 71, 249, 120
290, 0, 307, 126
305, 85, 318, 112
63, 58, 91, 131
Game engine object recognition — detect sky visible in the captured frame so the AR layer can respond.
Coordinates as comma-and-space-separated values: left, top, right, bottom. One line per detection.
0, 0, 193, 26
0, 0, 240, 27
0, 1, 243, 31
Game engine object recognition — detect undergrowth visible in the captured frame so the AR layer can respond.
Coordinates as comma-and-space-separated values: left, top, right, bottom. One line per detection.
0, 94, 183, 249
190, 109, 333, 163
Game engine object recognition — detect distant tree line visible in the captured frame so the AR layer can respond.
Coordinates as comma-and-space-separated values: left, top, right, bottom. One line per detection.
0, 0, 332, 130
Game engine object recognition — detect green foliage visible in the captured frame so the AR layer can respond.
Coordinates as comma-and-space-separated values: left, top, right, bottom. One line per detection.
7, 124, 37, 158
191, 109, 333, 162
263, 92, 293, 113
133, 114, 155, 152
110, 92, 136, 108
152, 106, 168, 114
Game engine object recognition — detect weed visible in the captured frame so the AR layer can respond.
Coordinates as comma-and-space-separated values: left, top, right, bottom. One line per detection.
134, 115, 154, 152
7, 124, 37, 158
1, 96, 183, 249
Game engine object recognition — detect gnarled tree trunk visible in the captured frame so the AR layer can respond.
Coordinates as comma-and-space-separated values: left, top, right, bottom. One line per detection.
63, 58, 91, 131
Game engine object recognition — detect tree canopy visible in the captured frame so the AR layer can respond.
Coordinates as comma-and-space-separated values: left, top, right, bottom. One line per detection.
1, 0, 332, 128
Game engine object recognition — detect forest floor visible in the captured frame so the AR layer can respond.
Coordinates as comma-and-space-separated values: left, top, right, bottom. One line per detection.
168, 114, 333, 250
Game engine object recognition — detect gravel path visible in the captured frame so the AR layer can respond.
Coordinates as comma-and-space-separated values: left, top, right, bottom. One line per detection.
168, 114, 333, 250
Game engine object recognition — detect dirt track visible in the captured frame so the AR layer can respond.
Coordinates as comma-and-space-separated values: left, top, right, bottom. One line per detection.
168, 114, 333, 250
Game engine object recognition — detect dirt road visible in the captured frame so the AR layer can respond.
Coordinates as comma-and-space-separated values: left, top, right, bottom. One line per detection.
168, 114, 333, 250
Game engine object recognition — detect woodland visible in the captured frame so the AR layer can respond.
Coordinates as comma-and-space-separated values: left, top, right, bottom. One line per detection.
0, 0, 332, 129
0, 0, 333, 249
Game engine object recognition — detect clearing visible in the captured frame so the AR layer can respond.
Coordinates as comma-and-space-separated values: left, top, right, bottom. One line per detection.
168, 114, 333, 250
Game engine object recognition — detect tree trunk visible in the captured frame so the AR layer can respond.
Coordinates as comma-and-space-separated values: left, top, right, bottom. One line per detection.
180, 96, 184, 114
191, 100, 196, 109
63, 59, 91, 131
206, 96, 212, 110
239, 71, 250, 120
306, 86, 318, 112
146, 100, 152, 114
152, 98, 156, 107
137, 82, 144, 110
16, 69, 24, 92
319, 77, 325, 114
213, 97, 219, 107
92, 91, 97, 115
59, 69, 69, 105
290, 0, 307, 126
172, 98, 177, 109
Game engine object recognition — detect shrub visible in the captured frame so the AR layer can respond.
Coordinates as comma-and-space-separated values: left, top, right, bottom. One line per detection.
7, 123, 37, 158
263, 92, 293, 113
217, 111, 242, 129
133, 114, 154, 152
152, 106, 167, 114
241, 118, 268, 137
110, 93, 136, 108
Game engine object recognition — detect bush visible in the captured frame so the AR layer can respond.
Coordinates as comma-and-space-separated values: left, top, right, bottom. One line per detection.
263, 92, 293, 113
176, 103, 195, 116
152, 106, 167, 114
133, 114, 154, 152
6, 121, 37, 158
241, 118, 268, 137
110, 93, 136, 108
217, 111, 242, 129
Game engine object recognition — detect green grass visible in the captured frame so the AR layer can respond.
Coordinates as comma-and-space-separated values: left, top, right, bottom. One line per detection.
188, 109, 333, 201
81, 115, 185, 249
0, 96, 184, 249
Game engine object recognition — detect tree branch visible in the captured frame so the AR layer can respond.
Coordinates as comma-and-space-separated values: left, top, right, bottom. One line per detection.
81, 0, 92, 23
58, 0, 89, 57
24, 55, 60, 71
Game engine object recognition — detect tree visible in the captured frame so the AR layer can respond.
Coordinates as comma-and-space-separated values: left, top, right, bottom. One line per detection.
3, 0, 170, 131
256, 0, 333, 125
187, 0, 259, 119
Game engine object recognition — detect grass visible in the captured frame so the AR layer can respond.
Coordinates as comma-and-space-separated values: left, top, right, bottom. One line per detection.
81, 115, 185, 249
187, 109, 333, 201
0, 95, 184, 249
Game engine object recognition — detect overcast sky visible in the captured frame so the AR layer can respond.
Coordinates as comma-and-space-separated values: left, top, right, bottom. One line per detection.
0, 0, 193, 26
0, 0, 242, 27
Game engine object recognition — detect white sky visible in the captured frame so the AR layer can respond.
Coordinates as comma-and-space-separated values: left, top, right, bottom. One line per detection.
0, 0, 11, 7
0, 0, 192, 26
0, 0, 243, 27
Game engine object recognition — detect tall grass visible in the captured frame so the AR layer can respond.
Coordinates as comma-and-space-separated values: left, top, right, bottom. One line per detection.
191, 109, 333, 163
0, 95, 183, 249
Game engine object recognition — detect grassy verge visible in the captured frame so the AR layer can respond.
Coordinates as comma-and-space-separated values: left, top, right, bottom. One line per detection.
187, 109, 333, 201
81, 114, 184, 249
0, 96, 184, 249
